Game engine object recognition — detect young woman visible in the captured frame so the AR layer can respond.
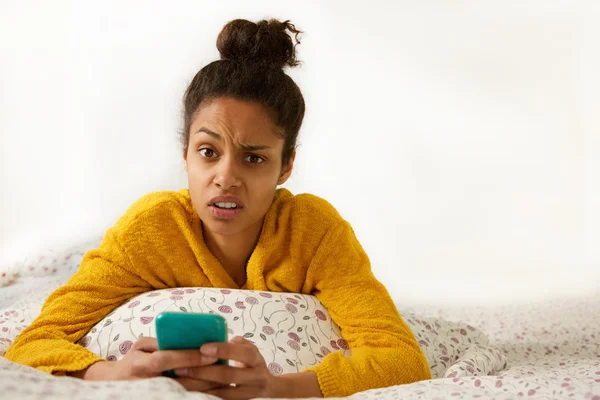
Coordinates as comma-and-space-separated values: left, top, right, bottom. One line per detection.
5, 18, 430, 398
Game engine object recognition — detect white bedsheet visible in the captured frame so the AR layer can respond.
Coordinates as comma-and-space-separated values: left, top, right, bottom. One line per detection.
1, 267, 598, 399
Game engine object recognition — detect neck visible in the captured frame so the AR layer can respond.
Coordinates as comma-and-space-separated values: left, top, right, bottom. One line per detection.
202, 219, 264, 286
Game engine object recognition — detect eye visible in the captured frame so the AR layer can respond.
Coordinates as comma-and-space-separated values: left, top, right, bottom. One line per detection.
245, 154, 265, 164
199, 148, 218, 158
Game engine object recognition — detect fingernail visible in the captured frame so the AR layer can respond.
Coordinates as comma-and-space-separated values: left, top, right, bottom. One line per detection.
203, 356, 218, 364
201, 344, 217, 356
174, 368, 188, 377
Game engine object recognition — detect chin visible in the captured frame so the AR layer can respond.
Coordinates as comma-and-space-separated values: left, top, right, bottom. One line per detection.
201, 218, 246, 237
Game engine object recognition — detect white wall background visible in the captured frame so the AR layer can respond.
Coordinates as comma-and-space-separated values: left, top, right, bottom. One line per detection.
1, 1, 598, 306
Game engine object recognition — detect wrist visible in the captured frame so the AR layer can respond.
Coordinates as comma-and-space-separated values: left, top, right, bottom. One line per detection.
274, 371, 322, 398
71, 361, 116, 380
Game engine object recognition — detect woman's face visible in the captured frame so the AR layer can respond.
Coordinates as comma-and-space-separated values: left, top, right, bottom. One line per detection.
184, 97, 294, 237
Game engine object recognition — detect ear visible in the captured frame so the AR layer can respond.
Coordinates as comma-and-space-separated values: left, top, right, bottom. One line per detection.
277, 150, 296, 185
183, 150, 188, 173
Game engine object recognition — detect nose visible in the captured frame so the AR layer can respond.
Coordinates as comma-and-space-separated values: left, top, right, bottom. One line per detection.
213, 156, 241, 190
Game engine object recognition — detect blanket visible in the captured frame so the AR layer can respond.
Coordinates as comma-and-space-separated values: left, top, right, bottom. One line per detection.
0, 241, 598, 399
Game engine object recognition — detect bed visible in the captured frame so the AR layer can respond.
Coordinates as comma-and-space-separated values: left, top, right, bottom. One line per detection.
1, 239, 598, 399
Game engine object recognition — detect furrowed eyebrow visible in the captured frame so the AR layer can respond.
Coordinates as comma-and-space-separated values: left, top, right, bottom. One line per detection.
195, 127, 271, 151
195, 127, 221, 140
239, 143, 271, 151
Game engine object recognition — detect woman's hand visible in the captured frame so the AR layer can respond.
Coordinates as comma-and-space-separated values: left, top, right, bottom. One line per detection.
173, 336, 284, 399
74, 337, 226, 392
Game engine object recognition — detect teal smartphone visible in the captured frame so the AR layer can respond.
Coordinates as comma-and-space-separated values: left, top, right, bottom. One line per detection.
155, 312, 228, 378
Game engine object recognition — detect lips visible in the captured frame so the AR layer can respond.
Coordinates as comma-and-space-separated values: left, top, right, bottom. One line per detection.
208, 195, 244, 209
208, 195, 243, 220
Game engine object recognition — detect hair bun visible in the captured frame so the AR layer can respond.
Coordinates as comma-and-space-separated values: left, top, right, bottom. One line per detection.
217, 18, 301, 69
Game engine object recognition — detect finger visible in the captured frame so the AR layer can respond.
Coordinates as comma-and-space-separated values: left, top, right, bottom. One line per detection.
147, 349, 218, 374
176, 364, 258, 386
174, 377, 226, 392
230, 337, 252, 367
201, 340, 262, 367
132, 337, 158, 352
229, 336, 249, 344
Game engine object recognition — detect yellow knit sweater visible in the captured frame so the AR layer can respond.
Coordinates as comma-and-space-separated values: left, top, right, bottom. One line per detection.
5, 188, 430, 396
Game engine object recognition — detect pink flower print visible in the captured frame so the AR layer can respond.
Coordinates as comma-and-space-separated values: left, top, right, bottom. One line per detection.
107, 355, 117, 361
170, 295, 183, 300
287, 340, 301, 351
337, 339, 349, 350
80, 336, 92, 348
235, 301, 246, 309
321, 346, 331, 355
330, 340, 340, 350
286, 298, 299, 305
1, 327, 7, 332
459, 328, 467, 336
259, 292, 273, 298
127, 301, 140, 309
528, 389, 536, 396
140, 316, 154, 325
315, 310, 327, 321
288, 332, 301, 343
474, 379, 481, 387
418, 340, 429, 347
218, 305, 232, 314
119, 340, 133, 355
220, 289, 232, 295
285, 304, 297, 313
185, 289, 196, 293
450, 337, 459, 343
171, 290, 185, 295
245, 297, 258, 305
268, 362, 283, 376
147, 292, 161, 297
262, 326, 275, 335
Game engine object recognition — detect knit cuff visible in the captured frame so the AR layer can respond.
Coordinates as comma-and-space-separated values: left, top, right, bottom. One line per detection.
50, 353, 106, 376
305, 363, 344, 398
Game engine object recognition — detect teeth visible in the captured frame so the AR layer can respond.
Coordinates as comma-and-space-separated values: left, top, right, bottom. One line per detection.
215, 202, 238, 209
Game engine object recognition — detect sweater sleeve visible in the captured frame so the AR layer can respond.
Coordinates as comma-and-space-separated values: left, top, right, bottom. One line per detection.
304, 221, 431, 397
4, 227, 152, 375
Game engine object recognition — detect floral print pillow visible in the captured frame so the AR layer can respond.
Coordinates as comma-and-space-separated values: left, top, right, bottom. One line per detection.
1, 287, 503, 379
79, 288, 351, 375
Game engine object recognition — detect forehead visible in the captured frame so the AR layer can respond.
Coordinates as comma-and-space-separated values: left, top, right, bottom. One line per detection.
190, 97, 282, 144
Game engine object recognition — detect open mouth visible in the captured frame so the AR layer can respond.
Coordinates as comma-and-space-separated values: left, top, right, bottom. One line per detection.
213, 202, 239, 210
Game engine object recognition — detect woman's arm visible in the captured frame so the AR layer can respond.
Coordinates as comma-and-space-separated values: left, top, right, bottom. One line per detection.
304, 221, 431, 397
4, 228, 151, 375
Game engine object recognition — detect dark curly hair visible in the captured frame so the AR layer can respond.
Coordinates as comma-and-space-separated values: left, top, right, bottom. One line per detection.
181, 18, 305, 166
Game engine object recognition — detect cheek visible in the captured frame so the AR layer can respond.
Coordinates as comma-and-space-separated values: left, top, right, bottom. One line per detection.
250, 171, 280, 201
185, 160, 212, 184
